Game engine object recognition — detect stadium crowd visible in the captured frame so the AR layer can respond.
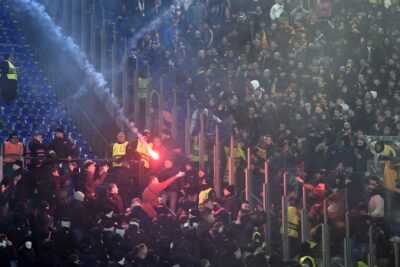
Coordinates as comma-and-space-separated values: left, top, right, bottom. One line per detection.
1, 0, 400, 266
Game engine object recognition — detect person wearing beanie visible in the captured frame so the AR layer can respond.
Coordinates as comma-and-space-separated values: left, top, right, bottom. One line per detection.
48, 127, 78, 164
181, 160, 200, 202
74, 191, 85, 202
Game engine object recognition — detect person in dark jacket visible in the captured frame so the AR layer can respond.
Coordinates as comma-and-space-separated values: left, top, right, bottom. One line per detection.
181, 161, 200, 202
222, 184, 240, 220
27, 132, 47, 170
17, 240, 36, 267
53, 218, 78, 261
0, 234, 17, 267
48, 128, 78, 162
37, 164, 74, 208
75, 160, 109, 197
158, 158, 182, 213
107, 183, 124, 214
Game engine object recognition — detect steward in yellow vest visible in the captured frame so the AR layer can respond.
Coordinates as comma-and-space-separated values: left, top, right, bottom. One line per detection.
280, 204, 300, 238
198, 175, 215, 209
191, 135, 208, 163
0, 53, 18, 104
132, 130, 153, 170
112, 132, 130, 168
223, 142, 246, 182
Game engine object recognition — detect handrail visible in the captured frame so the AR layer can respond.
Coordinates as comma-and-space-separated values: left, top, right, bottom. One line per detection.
71, 101, 110, 148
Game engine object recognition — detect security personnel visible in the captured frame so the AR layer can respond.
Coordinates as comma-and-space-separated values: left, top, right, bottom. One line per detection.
112, 132, 133, 207
252, 135, 274, 174
132, 129, 152, 171
223, 141, 246, 182
281, 196, 300, 258
0, 53, 18, 104
198, 175, 214, 209
191, 135, 208, 166
3, 132, 24, 180
112, 132, 130, 168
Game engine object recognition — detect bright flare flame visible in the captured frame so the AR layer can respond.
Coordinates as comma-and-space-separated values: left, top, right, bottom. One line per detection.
149, 149, 159, 160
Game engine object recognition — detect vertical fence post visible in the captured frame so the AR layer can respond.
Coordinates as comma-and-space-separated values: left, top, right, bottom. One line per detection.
301, 183, 309, 243
213, 125, 221, 198
90, 11, 96, 65
111, 24, 117, 97
245, 148, 253, 207
80, 0, 87, 51
184, 100, 191, 158
171, 89, 178, 139
393, 238, 399, 267
122, 38, 128, 117
157, 77, 164, 134
282, 194, 289, 262
100, 10, 106, 75
0, 144, 3, 184
145, 66, 151, 130
323, 199, 330, 267
62, 0, 69, 32
71, 0, 79, 41
228, 136, 235, 186
263, 161, 271, 255
368, 226, 374, 267
344, 238, 349, 267
133, 57, 140, 126
344, 210, 352, 267
198, 113, 205, 170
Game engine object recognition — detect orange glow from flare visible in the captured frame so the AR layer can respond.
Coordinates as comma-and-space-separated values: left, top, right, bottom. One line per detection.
149, 149, 159, 160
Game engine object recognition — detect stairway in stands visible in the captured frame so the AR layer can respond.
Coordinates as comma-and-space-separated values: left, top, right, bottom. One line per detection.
0, 3, 92, 158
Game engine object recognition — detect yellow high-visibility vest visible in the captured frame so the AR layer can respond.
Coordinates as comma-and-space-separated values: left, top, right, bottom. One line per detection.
223, 145, 246, 181
136, 140, 152, 169
2, 60, 17, 80
0, 60, 17, 80
192, 136, 208, 162
112, 141, 129, 167
299, 256, 316, 267
198, 188, 213, 208
281, 206, 300, 238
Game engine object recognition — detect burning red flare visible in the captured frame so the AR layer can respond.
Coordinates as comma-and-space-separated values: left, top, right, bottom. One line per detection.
149, 149, 159, 160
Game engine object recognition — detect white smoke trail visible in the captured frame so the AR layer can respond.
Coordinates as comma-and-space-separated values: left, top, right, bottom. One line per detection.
14, 0, 184, 148
13, 0, 140, 137
16, 0, 127, 122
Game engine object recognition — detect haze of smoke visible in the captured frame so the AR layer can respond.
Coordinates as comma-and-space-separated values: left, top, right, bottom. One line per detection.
13, 0, 142, 136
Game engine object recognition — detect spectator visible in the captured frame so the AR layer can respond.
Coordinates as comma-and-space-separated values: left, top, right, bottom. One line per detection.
75, 160, 109, 197
141, 170, 185, 218
270, 0, 285, 21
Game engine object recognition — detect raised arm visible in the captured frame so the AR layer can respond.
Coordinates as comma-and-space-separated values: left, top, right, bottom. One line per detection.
159, 171, 185, 192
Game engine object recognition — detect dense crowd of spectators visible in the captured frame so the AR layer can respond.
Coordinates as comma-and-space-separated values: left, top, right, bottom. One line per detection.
2, 0, 400, 266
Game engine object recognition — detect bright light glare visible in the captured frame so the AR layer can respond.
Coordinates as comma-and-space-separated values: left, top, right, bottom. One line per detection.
149, 149, 159, 160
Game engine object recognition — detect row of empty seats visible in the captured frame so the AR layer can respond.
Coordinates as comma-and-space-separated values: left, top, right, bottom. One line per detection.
0, 4, 93, 158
